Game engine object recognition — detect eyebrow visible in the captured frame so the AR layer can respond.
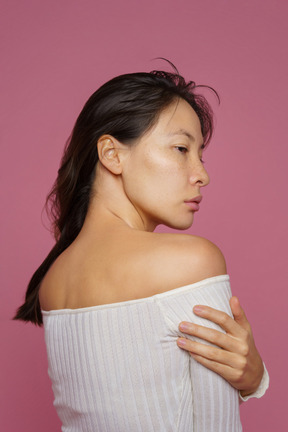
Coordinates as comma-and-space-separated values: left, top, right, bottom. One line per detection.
167, 129, 195, 141
167, 129, 205, 148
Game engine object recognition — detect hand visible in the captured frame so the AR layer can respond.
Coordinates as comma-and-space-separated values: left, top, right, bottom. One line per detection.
177, 296, 264, 397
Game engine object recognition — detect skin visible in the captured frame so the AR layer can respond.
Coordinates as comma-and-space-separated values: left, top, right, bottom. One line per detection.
39, 99, 264, 397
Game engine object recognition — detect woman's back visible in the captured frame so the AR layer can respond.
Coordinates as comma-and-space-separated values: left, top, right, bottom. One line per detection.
40, 214, 236, 432
39, 223, 227, 311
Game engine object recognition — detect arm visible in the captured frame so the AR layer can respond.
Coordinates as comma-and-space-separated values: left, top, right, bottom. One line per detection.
177, 296, 269, 399
153, 234, 268, 398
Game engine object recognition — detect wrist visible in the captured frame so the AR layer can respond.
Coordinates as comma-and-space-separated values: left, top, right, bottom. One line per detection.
240, 362, 264, 397
239, 362, 269, 402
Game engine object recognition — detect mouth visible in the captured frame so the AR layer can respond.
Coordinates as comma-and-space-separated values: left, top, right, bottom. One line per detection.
184, 195, 202, 211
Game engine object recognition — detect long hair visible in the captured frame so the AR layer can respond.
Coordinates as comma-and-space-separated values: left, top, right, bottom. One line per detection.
14, 66, 218, 325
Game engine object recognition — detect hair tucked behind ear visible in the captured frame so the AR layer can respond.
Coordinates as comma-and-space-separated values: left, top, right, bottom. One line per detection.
14, 62, 218, 325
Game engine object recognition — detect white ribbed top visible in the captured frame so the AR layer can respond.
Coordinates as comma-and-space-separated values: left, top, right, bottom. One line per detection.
42, 275, 242, 432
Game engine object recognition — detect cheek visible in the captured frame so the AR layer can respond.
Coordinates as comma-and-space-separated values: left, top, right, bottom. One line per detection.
123, 149, 187, 206
144, 149, 183, 183
141, 156, 182, 200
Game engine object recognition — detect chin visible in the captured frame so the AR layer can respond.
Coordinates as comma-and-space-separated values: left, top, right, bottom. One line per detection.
165, 217, 194, 231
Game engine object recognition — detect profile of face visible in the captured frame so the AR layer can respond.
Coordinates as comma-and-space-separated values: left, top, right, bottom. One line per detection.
121, 98, 210, 231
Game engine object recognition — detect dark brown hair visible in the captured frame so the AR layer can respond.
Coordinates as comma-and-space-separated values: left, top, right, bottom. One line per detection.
14, 66, 218, 325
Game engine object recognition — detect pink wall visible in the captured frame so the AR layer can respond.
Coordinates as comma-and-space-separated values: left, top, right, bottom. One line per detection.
1, 0, 287, 430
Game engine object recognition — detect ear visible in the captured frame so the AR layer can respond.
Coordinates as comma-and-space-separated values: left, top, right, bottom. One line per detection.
97, 135, 125, 175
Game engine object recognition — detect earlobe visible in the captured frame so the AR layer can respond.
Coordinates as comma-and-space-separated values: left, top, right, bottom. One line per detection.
97, 135, 123, 175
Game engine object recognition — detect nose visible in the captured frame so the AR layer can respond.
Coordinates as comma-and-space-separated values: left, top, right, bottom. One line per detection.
189, 161, 210, 187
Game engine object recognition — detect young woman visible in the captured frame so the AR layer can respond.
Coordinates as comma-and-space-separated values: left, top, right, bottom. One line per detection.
15, 68, 268, 431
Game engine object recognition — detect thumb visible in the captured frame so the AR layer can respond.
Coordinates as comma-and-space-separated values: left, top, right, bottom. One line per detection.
230, 296, 250, 330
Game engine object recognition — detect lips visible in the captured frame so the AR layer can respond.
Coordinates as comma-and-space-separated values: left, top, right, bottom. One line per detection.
184, 195, 202, 211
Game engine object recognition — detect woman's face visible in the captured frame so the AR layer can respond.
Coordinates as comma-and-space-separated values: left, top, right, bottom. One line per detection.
121, 98, 210, 231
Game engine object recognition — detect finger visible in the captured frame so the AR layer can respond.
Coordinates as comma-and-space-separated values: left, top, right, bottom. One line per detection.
230, 297, 251, 331
193, 305, 244, 336
177, 337, 239, 368
179, 322, 241, 353
189, 353, 243, 387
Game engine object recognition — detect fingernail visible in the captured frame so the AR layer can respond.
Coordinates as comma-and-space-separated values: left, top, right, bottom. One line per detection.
193, 306, 203, 314
179, 322, 189, 332
177, 338, 187, 347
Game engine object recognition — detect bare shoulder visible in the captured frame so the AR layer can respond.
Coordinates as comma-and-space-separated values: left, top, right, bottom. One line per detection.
144, 233, 227, 292
39, 230, 227, 309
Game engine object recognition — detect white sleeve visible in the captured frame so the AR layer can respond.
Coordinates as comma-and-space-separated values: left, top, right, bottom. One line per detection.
239, 363, 269, 402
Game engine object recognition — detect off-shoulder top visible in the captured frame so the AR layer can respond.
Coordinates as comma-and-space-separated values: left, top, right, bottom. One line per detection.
42, 275, 264, 431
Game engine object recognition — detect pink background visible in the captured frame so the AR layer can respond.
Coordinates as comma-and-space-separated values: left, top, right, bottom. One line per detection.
1, 0, 287, 430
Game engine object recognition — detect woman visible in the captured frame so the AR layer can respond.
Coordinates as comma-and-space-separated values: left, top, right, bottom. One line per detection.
15, 68, 268, 431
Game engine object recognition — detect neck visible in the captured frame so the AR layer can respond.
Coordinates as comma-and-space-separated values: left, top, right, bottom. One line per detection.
83, 166, 157, 234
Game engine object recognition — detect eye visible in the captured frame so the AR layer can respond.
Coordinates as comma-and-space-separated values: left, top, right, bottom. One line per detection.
175, 146, 188, 153
200, 143, 206, 163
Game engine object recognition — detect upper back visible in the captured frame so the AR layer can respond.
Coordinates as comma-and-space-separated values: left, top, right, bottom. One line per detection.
39, 228, 226, 311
